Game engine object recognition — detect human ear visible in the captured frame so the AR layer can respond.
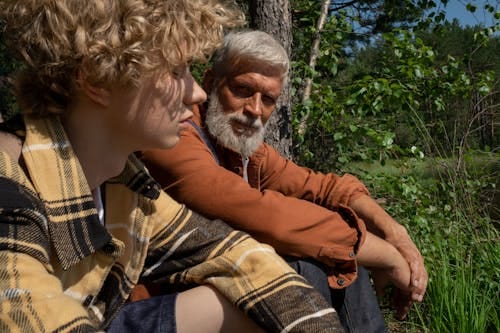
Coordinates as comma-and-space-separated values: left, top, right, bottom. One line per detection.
77, 69, 111, 107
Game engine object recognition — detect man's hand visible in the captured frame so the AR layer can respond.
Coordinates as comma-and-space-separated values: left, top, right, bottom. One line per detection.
349, 195, 428, 309
357, 232, 419, 320
387, 227, 428, 304
371, 266, 413, 320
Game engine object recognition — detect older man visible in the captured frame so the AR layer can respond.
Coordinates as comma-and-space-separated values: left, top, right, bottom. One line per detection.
141, 30, 427, 333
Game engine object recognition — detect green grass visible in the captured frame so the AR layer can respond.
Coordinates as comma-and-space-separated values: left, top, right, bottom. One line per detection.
344, 155, 500, 333
417, 230, 500, 333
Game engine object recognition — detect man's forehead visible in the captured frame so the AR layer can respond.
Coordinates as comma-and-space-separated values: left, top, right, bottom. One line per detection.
226, 57, 285, 79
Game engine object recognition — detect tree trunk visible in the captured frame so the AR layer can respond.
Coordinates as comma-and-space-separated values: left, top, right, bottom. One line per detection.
248, 0, 293, 159
297, 0, 331, 137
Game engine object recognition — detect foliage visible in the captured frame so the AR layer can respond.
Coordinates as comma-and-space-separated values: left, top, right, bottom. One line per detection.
293, 0, 432, 49
291, 2, 499, 172
290, 1, 499, 331
349, 154, 499, 332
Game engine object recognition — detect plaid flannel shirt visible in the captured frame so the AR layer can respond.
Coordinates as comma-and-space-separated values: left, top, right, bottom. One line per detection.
0, 115, 342, 332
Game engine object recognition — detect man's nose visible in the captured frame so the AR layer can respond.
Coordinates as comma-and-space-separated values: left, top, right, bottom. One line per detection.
244, 93, 263, 117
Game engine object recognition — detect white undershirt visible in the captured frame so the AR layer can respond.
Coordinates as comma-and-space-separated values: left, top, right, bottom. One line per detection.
242, 157, 249, 183
93, 187, 105, 225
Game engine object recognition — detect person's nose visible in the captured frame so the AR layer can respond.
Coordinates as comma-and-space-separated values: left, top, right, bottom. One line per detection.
244, 93, 263, 118
184, 71, 207, 106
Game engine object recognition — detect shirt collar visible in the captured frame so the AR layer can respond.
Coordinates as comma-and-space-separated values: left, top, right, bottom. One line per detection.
21, 115, 160, 269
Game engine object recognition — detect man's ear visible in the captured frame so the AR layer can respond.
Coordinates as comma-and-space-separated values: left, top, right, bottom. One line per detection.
77, 69, 111, 107
202, 69, 215, 93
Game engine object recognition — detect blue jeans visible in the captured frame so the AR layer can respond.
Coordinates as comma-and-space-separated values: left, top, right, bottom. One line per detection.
286, 258, 387, 333
107, 294, 177, 333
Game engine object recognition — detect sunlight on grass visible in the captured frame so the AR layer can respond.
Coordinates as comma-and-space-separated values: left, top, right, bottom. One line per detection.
345, 154, 499, 333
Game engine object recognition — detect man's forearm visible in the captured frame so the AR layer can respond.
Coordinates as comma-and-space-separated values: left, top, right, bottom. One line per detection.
357, 232, 411, 292
349, 194, 408, 242
358, 233, 408, 272
350, 193, 428, 303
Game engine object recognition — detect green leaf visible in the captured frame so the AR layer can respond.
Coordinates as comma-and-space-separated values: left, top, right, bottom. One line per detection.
465, 3, 477, 13
414, 67, 423, 78
330, 63, 338, 76
346, 97, 357, 106
334, 132, 344, 140
337, 156, 348, 163
382, 133, 394, 147
466, 4, 477, 13
478, 85, 491, 95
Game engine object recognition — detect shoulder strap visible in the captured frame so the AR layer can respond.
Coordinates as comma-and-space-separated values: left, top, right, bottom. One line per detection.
187, 119, 221, 165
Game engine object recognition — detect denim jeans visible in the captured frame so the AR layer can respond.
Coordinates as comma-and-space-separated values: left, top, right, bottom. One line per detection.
286, 257, 387, 333
107, 294, 177, 333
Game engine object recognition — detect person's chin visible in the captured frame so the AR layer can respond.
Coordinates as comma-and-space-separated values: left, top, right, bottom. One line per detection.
156, 135, 180, 150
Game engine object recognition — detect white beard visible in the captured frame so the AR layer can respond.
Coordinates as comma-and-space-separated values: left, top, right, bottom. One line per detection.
205, 91, 266, 158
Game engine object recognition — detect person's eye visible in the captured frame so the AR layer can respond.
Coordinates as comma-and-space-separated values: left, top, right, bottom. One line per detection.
172, 65, 187, 78
262, 95, 276, 106
230, 85, 252, 98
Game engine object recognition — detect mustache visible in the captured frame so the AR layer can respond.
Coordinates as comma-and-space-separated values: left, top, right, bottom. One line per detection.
227, 113, 263, 129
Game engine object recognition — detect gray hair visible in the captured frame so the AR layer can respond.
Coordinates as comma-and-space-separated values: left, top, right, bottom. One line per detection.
211, 30, 289, 81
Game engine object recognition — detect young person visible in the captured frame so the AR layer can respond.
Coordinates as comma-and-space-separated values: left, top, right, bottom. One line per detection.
141, 30, 428, 333
0, 2, 343, 332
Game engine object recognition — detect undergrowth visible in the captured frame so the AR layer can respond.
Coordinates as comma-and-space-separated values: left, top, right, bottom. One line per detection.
345, 155, 499, 332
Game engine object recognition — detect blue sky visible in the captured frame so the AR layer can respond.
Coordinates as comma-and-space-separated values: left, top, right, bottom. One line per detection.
441, 0, 498, 27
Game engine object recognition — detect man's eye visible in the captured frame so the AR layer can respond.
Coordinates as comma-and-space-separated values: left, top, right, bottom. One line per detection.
262, 95, 276, 106
231, 85, 252, 98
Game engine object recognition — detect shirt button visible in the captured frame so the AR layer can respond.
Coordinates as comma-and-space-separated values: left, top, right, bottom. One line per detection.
349, 252, 355, 258
337, 278, 345, 286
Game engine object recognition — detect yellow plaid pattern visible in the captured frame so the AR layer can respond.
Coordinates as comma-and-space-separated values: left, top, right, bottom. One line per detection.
0, 115, 342, 332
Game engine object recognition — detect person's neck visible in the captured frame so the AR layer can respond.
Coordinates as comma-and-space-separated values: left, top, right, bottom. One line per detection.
62, 101, 129, 191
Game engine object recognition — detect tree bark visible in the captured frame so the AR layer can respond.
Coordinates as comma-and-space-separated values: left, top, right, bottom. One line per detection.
248, 0, 293, 159
297, 0, 331, 137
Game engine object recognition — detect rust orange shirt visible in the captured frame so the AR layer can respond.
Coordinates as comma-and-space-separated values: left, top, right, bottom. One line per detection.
141, 104, 368, 289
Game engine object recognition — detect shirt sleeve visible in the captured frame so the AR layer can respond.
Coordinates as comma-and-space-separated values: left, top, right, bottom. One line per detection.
141, 124, 366, 288
0, 178, 97, 333
255, 143, 370, 208
142, 191, 344, 332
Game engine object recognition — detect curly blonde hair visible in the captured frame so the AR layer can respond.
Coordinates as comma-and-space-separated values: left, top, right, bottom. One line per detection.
0, 0, 245, 116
